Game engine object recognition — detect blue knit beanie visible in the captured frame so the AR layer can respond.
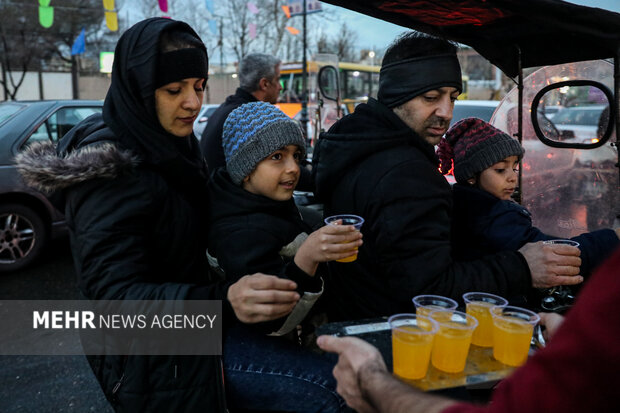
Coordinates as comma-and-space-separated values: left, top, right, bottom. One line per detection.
222, 102, 306, 185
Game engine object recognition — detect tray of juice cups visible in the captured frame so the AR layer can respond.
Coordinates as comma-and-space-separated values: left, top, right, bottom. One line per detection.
387, 294, 541, 390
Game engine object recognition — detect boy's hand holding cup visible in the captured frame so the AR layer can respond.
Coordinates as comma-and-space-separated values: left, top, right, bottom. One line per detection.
323, 215, 365, 263
294, 215, 364, 275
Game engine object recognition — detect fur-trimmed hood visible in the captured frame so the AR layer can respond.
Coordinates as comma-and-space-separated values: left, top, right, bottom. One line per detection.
16, 139, 138, 194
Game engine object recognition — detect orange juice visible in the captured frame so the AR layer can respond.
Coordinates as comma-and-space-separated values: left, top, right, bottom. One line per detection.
392, 325, 435, 379
466, 301, 496, 347
324, 214, 364, 263
336, 245, 358, 263
416, 305, 448, 317
431, 326, 473, 373
493, 317, 534, 366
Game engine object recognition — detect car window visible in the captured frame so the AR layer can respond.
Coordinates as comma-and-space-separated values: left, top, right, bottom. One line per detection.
451, 104, 498, 126
24, 106, 102, 147
205, 107, 218, 118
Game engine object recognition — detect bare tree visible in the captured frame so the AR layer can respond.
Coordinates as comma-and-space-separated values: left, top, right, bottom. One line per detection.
0, 0, 104, 100
333, 23, 357, 61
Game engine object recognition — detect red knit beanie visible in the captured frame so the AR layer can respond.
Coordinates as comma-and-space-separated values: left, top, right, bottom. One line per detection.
437, 117, 524, 183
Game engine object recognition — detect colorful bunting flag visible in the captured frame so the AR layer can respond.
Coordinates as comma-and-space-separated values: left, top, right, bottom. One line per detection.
39, 0, 51, 6
247, 2, 258, 14
159, 0, 168, 13
205, 0, 214, 14
38, 6, 54, 28
208, 19, 217, 35
282, 5, 291, 18
105, 11, 118, 31
102, 0, 114, 11
285, 26, 299, 35
249, 23, 257, 39
71, 27, 86, 55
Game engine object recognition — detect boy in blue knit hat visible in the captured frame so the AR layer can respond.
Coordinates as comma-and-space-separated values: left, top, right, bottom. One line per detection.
206, 101, 361, 412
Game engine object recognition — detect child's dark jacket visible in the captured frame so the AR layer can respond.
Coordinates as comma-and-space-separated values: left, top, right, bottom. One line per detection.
451, 183, 619, 276
207, 168, 323, 335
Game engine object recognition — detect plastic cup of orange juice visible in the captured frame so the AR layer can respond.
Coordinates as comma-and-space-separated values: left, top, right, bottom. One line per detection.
463, 292, 508, 347
412, 295, 458, 317
429, 310, 478, 373
324, 214, 364, 262
388, 313, 438, 380
491, 306, 540, 367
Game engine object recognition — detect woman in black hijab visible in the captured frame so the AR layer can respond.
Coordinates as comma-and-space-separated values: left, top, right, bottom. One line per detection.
17, 18, 301, 412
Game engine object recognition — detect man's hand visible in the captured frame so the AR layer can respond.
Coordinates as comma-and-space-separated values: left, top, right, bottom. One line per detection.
519, 242, 583, 288
317, 335, 386, 413
538, 312, 564, 342
318, 335, 456, 413
227, 273, 299, 323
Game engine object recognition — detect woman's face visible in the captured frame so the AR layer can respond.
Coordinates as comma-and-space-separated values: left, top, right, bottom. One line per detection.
155, 77, 205, 137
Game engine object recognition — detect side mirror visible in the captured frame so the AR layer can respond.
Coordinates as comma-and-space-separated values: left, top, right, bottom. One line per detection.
318, 65, 340, 102
531, 80, 614, 149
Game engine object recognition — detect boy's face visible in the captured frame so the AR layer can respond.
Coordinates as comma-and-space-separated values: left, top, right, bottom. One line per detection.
477, 156, 519, 200
242, 145, 302, 201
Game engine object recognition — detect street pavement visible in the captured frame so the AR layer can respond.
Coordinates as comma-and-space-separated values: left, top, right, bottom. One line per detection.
0, 238, 112, 413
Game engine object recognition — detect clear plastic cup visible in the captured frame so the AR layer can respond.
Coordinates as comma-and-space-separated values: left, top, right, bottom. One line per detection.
429, 310, 478, 373
463, 292, 508, 347
491, 306, 540, 367
412, 295, 458, 317
389, 313, 438, 380
324, 214, 364, 262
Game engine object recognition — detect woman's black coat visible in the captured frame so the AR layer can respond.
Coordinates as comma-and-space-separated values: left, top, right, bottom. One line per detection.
17, 18, 228, 412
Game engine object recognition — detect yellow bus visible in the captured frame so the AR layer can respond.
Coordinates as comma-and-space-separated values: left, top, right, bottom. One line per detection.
277, 61, 380, 116
278, 61, 468, 118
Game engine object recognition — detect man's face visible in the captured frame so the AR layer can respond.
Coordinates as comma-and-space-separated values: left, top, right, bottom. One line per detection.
263, 63, 282, 104
393, 87, 460, 146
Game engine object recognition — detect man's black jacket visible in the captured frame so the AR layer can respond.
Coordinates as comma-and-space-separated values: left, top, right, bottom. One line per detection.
313, 98, 531, 321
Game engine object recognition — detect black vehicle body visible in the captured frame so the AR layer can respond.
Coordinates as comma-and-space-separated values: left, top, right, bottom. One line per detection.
318, 0, 619, 240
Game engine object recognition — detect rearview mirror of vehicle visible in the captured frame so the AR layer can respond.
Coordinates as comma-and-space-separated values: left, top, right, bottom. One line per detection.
532, 81, 614, 149
318, 65, 340, 102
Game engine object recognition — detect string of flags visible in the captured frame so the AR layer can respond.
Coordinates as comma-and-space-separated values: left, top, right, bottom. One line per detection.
39, 0, 324, 49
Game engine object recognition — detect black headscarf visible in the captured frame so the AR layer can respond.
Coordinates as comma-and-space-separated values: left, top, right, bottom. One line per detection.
103, 17, 210, 207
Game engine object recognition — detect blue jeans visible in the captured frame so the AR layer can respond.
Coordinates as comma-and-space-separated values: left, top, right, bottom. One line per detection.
223, 324, 349, 412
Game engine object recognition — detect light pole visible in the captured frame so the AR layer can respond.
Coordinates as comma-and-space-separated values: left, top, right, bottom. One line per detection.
369, 50, 375, 66
300, 0, 308, 140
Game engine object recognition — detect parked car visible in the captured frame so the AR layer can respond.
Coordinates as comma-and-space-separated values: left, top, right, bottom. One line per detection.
451, 100, 500, 126
549, 104, 607, 144
0, 100, 103, 272
193, 103, 220, 138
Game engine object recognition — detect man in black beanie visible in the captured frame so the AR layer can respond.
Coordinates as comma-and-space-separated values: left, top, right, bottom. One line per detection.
312, 32, 583, 321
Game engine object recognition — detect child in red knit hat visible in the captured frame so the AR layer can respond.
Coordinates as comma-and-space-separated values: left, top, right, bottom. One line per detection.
438, 118, 619, 306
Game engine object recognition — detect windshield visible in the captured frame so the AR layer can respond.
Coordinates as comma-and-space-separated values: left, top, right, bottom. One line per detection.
0, 103, 24, 126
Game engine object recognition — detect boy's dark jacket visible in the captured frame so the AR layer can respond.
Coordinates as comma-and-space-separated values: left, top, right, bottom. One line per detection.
16, 18, 228, 413
312, 98, 531, 321
451, 183, 619, 275
207, 168, 323, 333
